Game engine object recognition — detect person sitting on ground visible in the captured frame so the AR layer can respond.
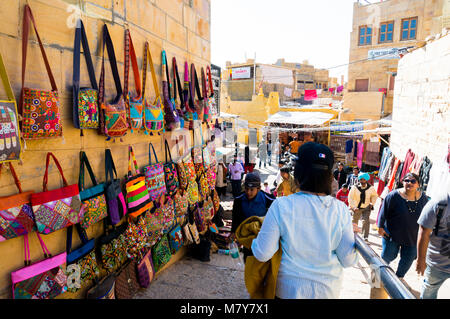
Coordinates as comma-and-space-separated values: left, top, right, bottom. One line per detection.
348, 172, 378, 241
276, 166, 300, 197
251, 142, 359, 299
336, 183, 349, 206
231, 172, 276, 260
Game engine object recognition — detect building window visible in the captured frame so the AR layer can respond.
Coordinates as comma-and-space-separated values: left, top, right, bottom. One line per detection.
401, 17, 417, 40
379, 21, 394, 43
358, 26, 372, 46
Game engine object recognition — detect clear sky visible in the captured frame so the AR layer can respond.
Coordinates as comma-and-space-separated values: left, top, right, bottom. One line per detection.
211, 0, 358, 81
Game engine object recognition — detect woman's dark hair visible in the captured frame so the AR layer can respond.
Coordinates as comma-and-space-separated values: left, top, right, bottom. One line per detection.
293, 143, 334, 195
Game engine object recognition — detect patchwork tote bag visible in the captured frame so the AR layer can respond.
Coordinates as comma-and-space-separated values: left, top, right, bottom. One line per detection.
78, 151, 107, 229
72, 19, 99, 134
163, 139, 179, 196
65, 224, 100, 293
0, 52, 22, 162
0, 162, 36, 241
125, 146, 152, 219
123, 29, 143, 133
19, 5, 62, 140
31, 152, 82, 235
161, 50, 180, 130
172, 57, 185, 127
98, 24, 128, 140
144, 142, 166, 201
104, 149, 127, 225
142, 41, 165, 135
97, 219, 129, 273
11, 232, 67, 299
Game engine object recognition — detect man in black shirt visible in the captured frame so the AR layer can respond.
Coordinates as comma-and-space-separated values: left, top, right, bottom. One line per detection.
333, 162, 347, 189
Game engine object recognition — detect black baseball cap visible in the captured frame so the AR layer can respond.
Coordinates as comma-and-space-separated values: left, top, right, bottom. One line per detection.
296, 142, 334, 171
244, 172, 261, 188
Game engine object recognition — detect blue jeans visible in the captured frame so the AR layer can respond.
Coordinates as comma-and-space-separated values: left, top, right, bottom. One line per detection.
420, 266, 450, 299
381, 238, 417, 278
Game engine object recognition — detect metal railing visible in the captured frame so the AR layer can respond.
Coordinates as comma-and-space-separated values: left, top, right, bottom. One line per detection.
354, 234, 416, 299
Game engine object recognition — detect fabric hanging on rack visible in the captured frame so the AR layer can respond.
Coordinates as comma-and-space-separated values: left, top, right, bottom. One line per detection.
345, 140, 353, 153
386, 158, 401, 191
356, 142, 364, 169
418, 156, 432, 191
364, 141, 380, 167
399, 149, 415, 181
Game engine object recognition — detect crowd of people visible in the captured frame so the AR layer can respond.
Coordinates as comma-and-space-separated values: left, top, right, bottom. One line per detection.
213, 136, 448, 299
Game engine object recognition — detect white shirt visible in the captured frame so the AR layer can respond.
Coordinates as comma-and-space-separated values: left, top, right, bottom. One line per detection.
251, 192, 358, 299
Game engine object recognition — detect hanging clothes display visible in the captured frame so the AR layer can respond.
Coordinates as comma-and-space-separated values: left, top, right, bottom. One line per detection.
356, 141, 364, 169
399, 149, 415, 181
418, 156, 432, 192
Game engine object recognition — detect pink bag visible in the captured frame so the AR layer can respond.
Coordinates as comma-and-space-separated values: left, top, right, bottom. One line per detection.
11, 233, 67, 299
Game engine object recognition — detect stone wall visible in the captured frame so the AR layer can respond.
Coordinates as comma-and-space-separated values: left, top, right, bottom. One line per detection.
390, 32, 449, 164
0, 0, 211, 299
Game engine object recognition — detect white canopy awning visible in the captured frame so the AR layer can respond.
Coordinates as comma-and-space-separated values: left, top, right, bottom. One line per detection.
265, 111, 335, 126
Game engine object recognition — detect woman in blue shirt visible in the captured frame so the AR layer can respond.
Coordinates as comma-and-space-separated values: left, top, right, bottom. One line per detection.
251, 142, 358, 299
377, 172, 429, 278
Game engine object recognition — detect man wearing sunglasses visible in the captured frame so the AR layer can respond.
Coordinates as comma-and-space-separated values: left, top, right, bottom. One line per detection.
377, 172, 429, 279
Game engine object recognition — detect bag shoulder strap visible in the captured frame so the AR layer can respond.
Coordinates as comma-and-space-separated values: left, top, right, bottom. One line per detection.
43, 152, 68, 192
0, 162, 23, 193
124, 29, 142, 101
98, 24, 122, 106
165, 140, 173, 162
20, 5, 58, 113
201, 67, 207, 101
0, 52, 15, 101
66, 224, 90, 254
142, 41, 160, 100
24, 232, 52, 266
190, 63, 203, 102
79, 151, 98, 191
105, 148, 118, 183
162, 50, 171, 101
206, 66, 214, 98
173, 57, 183, 106
148, 142, 159, 164
128, 145, 140, 176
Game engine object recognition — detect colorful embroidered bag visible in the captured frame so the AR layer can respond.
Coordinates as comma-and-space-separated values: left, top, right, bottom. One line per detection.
212, 189, 220, 213
144, 142, 166, 201
73, 19, 99, 132
11, 232, 67, 299
161, 195, 175, 228
78, 151, 107, 229
65, 224, 100, 293
184, 205, 200, 244
124, 215, 149, 261
98, 24, 128, 139
124, 29, 143, 133
19, 5, 62, 140
136, 248, 155, 288
31, 152, 82, 235
163, 140, 179, 196
142, 41, 165, 135
161, 50, 180, 130
200, 67, 211, 122
97, 220, 128, 273
0, 162, 35, 241
145, 204, 165, 246
125, 146, 153, 219
206, 66, 217, 117
174, 189, 189, 219
168, 224, 183, 254
104, 149, 127, 225
194, 202, 208, 235
203, 195, 215, 220
151, 234, 172, 272
0, 52, 22, 162
183, 61, 197, 130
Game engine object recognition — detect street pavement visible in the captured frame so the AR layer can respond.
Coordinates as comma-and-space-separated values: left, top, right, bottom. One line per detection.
135, 157, 450, 299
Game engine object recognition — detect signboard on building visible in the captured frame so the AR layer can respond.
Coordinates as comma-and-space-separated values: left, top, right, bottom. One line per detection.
368, 47, 408, 60
231, 67, 252, 79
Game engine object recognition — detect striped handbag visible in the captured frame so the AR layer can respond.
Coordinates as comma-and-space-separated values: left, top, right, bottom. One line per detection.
143, 143, 166, 202
125, 146, 152, 219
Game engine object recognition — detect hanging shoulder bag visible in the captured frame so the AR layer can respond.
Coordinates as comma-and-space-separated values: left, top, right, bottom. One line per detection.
114, 259, 140, 299
144, 142, 166, 201
200, 67, 211, 122
31, 152, 82, 234
124, 29, 143, 133
0, 52, 22, 162
125, 146, 153, 219
142, 41, 165, 135
78, 151, 108, 229
98, 24, 128, 139
190, 63, 204, 123
161, 50, 180, 130
163, 140, 179, 196
20, 5, 62, 140
183, 61, 196, 130
151, 234, 172, 273
65, 224, 100, 293
136, 248, 155, 288
172, 57, 185, 127
104, 149, 127, 225
73, 19, 99, 133
206, 65, 217, 117
97, 219, 129, 273
11, 232, 67, 299
0, 162, 35, 241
